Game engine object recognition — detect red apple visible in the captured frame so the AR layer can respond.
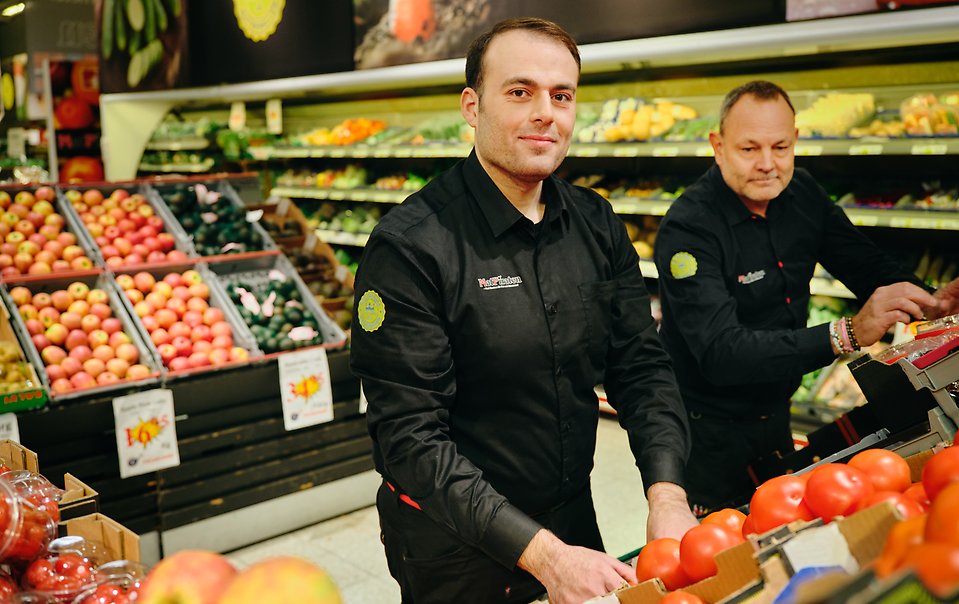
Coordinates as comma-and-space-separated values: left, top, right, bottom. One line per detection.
188, 351, 211, 369
186, 297, 209, 314
37, 307, 60, 327
80, 314, 101, 333
65, 329, 89, 351
182, 310, 203, 328
106, 358, 130, 378
168, 356, 191, 372
70, 371, 96, 390
96, 371, 120, 385
150, 328, 170, 347
31, 334, 52, 351
60, 311, 83, 331
89, 303, 112, 321
70, 256, 94, 271
45, 364, 66, 381
82, 358, 105, 378
13, 253, 33, 272
101, 317, 122, 334
209, 348, 231, 366
67, 300, 90, 316
152, 280, 173, 300
40, 345, 67, 366
168, 322, 191, 340
34, 187, 55, 202
125, 289, 144, 304
171, 336, 192, 358
27, 261, 52, 275
147, 251, 167, 264
45, 324, 68, 346
51, 260, 71, 273
126, 364, 151, 380
115, 343, 139, 364
124, 253, 145, 266
9, 286, 32, 306
82, 189, 104, 206
167, 250, 189, 262
51, 378, 73, 393
24, 318, 44, 336
109, 331, 132, 348
68, 345, 93, 363
203, 307, 225, 326
92, 345, 115, 362
133, 272, 156, 293
87, 329, 109, 348
61, 245, 84, 262
31, 291, 52, 308
60, 357, 82, 377
157, 344, 178, 365
56, 232, 77, 247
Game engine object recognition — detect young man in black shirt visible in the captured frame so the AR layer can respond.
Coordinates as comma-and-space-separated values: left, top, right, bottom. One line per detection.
351, 17, 697, 604
655, 80, 959, 514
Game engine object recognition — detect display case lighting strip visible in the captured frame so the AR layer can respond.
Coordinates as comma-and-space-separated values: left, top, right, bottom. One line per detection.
101, 6, 959, 107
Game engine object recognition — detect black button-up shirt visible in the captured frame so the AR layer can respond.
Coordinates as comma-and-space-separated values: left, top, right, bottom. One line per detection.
654, 164, 922, 420
351, 151, 689, 569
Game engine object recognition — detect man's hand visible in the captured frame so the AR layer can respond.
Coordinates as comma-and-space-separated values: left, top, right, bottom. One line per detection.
853, 283, 936, 347
928, 276, 959, 320
518, 529, 636, 604
645, 482, 698, 541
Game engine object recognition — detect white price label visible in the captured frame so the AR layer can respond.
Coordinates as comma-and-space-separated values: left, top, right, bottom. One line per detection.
279, 347, 334, 431
330, 148, 347, 158
613, 146, 639, 157
7, 128, 26, 158
852, 215, 879, 227
848, 144, 883, 156
353, 148, 369, 158
652, 146, 679, 157
795, 145, 823, 156
373, 148, 392, 158
229, 102, 247, 132
911, 143, 948, 156
574, 146, 600, 157
0, 413, 20, 443
359, 382, 368, 414
394, 147, 413, 158
694, 145, 714, 157
113, 389, 180, 479
266, 99, 283, 135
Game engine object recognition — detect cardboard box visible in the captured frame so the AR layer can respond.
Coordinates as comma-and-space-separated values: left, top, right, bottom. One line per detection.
60, 513, 140, 563
0, 303, 47, 413
0, 438, 39, 473
60, 473, 99, 520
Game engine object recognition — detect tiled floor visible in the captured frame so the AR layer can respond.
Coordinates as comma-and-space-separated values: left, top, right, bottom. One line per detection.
226, 416, 649, 603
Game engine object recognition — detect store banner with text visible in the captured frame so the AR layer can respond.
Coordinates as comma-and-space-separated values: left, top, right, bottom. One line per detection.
113, 388, 180, 479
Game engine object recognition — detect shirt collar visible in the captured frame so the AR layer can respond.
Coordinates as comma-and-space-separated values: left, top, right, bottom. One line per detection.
708, 163, 794, 226
462, 149, 568, 238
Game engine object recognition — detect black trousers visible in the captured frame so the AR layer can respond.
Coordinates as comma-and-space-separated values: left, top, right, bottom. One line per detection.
377, 481, 605, 604
684, 410, 793, 513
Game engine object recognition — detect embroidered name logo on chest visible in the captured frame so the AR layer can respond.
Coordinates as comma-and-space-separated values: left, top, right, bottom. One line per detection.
477, 275, 524, 290
738, 270, 766, 285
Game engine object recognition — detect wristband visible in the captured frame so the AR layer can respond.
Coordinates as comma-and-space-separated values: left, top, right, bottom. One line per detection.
844, 316, 861, 351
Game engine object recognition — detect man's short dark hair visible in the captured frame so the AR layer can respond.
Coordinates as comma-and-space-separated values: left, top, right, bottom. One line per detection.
719, 80, 795, 134
465, 17, 581, 95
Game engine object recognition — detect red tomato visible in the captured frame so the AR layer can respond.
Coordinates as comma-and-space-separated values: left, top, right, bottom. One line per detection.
848, 448, 912, 493
904, 482, 931, 511
923, 447, 959, 502
873, 514, 926, 578
661, 591, 705, 604
901, 542, 959, 597
635, 538, 691, 591
0, 573, 16, 599
24, 558, 56, 589
741, 514, 757, 539
804, 463, 874, 522
702, 508, 746, 536
749, 474, 815, 534
679, 524, 744, 583
855, 490, 924, 519
926, 481, 959, 547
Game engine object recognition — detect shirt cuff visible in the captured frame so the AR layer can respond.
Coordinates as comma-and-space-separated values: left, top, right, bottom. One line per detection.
478, 502, 543, 569
801, 321, 837, 364
638, 449, 687, 493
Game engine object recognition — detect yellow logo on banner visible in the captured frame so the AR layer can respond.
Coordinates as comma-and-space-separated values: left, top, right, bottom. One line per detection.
233, 0, 285, 42
358, 290, 386, 332
670, 252, 698, 279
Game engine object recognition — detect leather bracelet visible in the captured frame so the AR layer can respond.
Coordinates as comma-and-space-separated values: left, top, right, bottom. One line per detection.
844, 316, 861, 351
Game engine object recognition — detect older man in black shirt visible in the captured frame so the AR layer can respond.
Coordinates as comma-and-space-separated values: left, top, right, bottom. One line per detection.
351, 17, 696, 604
655, 80, 959, 513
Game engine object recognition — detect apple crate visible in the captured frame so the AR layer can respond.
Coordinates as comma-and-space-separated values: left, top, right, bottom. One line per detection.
0, 303, 48, 413
206, 253, 347, 356
0, 272, 163, 402
146, 179, 277, 259
56, 184, 198, 270
111, 261, 264, 378
0, 184, 101, 282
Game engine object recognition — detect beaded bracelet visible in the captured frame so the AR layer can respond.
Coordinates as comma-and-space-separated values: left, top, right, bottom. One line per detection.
844, 316, 861, 351
829, 319, 844, 355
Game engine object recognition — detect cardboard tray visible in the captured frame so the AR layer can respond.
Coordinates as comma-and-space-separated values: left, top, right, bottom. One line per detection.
1, 272, 163, 401
57, 183, 198, 268
205, 252, 347, 354
0, 184, 103, 283
0, 301, 47, 413
60, 512, 140, 563
110, 260, 264, 378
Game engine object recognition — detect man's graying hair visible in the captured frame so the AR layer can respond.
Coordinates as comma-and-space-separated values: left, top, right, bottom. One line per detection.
719, 80, 795, 134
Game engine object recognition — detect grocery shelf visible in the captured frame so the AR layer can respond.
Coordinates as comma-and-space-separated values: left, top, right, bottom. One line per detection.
139, 159, 217, 173
145, 138, 210, 151
315, 229, 370, 247
250, 144, 471, 160
844, 207, 959, 230
271, 186, 410, 204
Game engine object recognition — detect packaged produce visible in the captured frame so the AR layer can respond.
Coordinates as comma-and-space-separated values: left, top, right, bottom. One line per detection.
795, 92, 875, 138
576, 97, 698, 143
0, 476, 57, 565
21, 536, 107, 603
900, 93, 959, 136
71, 560, 146, 604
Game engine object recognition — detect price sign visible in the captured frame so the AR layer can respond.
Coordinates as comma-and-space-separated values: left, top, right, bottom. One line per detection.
0, 413, 20, 443
795, 145, 823, 156
848, 144, 883, 156
911, 143, 948, 156
574, 146, 600, 157
278, 347, 334, 431
695, 145, 714, 157
229, 102, 247, 132
394, 147, 413, 158
266, 99, 283, 135
330, 148, 347, 158
113, 389, 180, 479
353, 148, 369, 158
613, 146, 639, 157
652, 146, 679, 157
373, 148, 392, 158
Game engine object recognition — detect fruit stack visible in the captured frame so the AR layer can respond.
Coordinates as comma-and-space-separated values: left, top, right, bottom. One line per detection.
2, 275, 160, 398
207, 254, 346, 355
62, 187, 192, 269
114, 266, 259, 375
0, 186, 97, 280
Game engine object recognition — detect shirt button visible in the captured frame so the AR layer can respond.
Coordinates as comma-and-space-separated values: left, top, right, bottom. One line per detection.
562, 421, 572, 432
555, 365, 563, 376
545, 303, 558, 315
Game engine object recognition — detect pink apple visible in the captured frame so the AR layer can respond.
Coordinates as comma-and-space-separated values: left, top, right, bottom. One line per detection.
182, 310, 203, 328
67, 300, 90, 316
126, 364, 151, 380
40, 345, 67, 366
186, 297, 209, 314
96, 371, 120, 385
171, 336, 192, 358
82, 189, 104, 206
68, 345, 92, 363
25, 318, 44, 336
150, 328, 170, 347
125, 289, 144, 304
51, 260, 71, 273
104, 256, 125, 269
56, 232, 77, 247
70, 256, 94, 271
211, 335, 233, 350
108, 331, 132, 348
166, 250, 189, 263
168, 322, 191, 340
70, 371, 97, 390
37, 306, 60, 327
80, 314, 101, 333
87, 329, 109, 348
157, 344, 178, 364
188, 351, 211, 369
140, 315, 159, 332
60, 312, 83, 331
101, 317, 122, 334
106, 358, 130, 378
124, 253, 145, 266
203, 307, 225, 326
61, 245, 84, 262
92, 345, 115, 362
51, 378, 73, 393
115, 343, 139, 363
209, 348, 231, 366
13, 253, 33, 272
82, 358, 106, 378
115, 274, 135, 290
45, 364, 66, 381
60, 356, 82, 377
168, 356, 191, 372
32, 334, 52, 351
45, 323, 68, 346
31, 291, 52, 309
162, 272, 183, 288
89, 303, 112, 321
65, 329, 89, 351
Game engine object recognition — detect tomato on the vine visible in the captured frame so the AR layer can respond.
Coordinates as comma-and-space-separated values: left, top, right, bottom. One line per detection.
749, 474, 815, 534
803, 463, 873, 522
702, 508, 746, 537
660, 591, 705, 604
741, 514, 756, 539
922, 446, 959, 501
926, 481, 959, 547
636, 538, 690, 591
679, 524, 744, 583
903, 482, 931, 511
854, 490, 924, 519
848, 449, 912, 493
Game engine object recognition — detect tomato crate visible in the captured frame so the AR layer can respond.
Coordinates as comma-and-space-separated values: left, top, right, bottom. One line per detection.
1, 271, 163, 401
147, 179, 277, 259
0, 184, 101, 282
110, 261, 263, 378
205, 252, 347, 356
56, 184, 197, 270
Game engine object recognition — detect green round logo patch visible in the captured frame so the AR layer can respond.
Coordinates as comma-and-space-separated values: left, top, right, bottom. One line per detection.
358, 290, 386, 332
